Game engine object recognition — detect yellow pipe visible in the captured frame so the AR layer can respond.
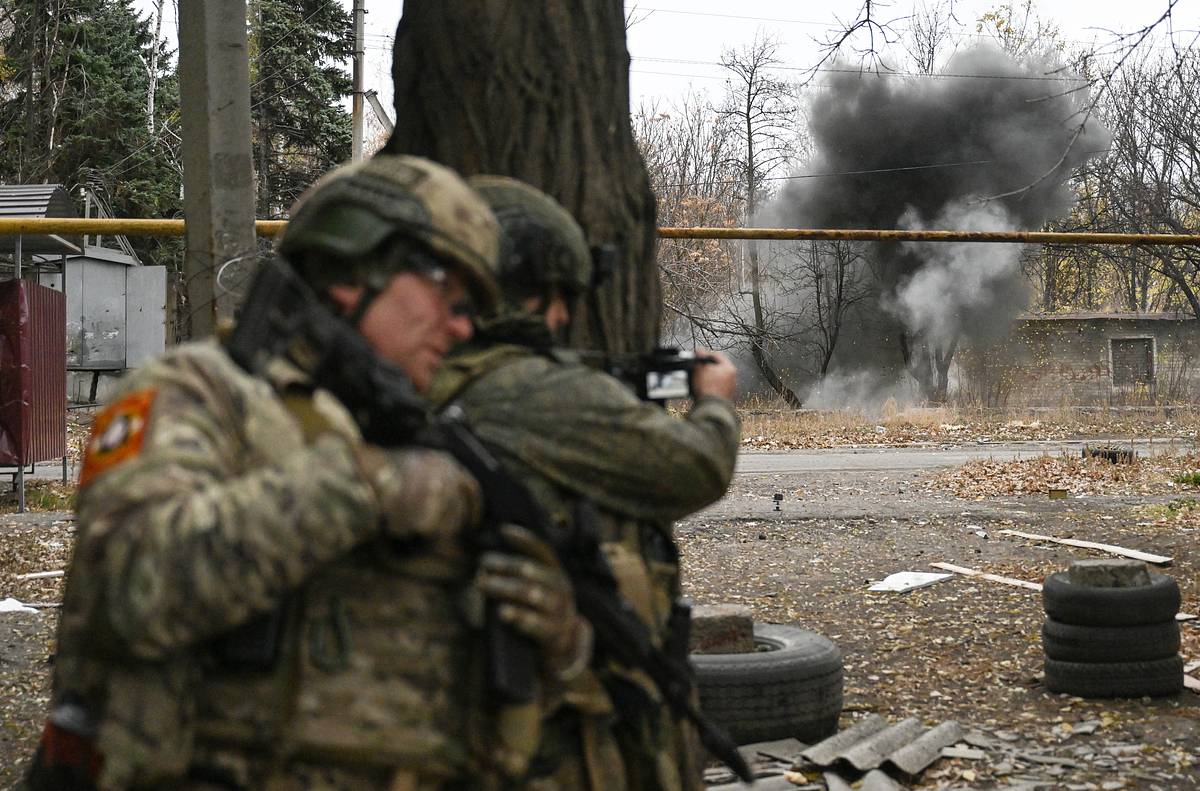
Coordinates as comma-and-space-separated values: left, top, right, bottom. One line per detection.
657, 226, 1200, 246
0, 218, 288, 237
2, 218, 1198, 246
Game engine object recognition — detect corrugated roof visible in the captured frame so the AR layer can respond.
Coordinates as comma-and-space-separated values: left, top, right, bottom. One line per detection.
0, 184, 83, 255
1018, 311, 1194, 322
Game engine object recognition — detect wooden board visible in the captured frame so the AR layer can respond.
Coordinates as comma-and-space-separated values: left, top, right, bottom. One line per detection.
929, 562, 1043, 591
998, 529, 1172, 566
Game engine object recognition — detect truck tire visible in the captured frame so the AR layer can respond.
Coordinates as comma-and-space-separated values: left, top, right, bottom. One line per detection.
1044, 656, 1183, 698
691, 624, 843, 745
1042, 571, 1180, 627
1042, 619, 1180, 663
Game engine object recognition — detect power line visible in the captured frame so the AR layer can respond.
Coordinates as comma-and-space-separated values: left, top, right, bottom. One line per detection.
251, 0, 344, 91
633, 54, 1092, 82
652, 150, 1112, 190
633, 7, 1200, 49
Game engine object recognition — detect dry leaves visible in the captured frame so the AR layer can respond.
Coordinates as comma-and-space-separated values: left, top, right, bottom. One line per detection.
740, 407, 1200, 450
933, 451, 1200, 499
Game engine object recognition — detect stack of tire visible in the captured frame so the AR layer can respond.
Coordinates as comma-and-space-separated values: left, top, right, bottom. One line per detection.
691, 624, 844, 744
1042, 565, 1184, 698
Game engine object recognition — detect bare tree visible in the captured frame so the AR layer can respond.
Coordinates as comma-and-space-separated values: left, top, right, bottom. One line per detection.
798, 241, 873, 377
810, 0, 908, 76
717, 33, 804, 407
1086, 47, 1200, 317
633, 95, 742, 348
905, 0, 960, 74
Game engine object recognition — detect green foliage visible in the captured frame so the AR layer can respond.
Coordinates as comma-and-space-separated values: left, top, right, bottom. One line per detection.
0, 0, 183, 267
1173, 472, 1200, 486
249, 0, 353, 218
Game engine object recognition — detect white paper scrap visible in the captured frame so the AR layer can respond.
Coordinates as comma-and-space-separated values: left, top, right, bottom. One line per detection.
0, 597, 39, 614
868, 572, 953, 593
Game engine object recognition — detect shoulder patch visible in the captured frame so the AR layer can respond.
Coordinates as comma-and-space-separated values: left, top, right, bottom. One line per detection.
80, 389, 158, 487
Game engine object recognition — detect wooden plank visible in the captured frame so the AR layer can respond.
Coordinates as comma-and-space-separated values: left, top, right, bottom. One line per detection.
930, 562, 1043, 591
1184, 675, 1200, 694
998, 529, 1172, 566
15, 570, 64, 581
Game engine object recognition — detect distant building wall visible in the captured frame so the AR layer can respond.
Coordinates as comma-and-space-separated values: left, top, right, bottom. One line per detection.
959, 313, 1200, 407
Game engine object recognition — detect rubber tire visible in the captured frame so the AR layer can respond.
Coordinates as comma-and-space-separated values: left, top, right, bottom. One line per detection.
691, 624, 843, 745
1044, 656, 1184, 698
1042, 618, 1180, 663
1042, 571, 1180, 627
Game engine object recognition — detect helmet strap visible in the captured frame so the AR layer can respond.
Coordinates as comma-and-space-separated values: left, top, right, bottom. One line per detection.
346, 280, 385, 327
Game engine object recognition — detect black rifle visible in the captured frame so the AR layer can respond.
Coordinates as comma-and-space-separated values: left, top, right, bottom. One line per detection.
227, 258, 751, 782
587, 347, 715, 403
429, 411, 751, 782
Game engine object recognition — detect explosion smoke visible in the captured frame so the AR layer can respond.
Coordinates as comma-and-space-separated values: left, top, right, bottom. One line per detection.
758, 44, 1110, 400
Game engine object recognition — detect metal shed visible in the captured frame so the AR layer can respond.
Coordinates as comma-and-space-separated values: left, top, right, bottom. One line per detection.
0, 184, 76, 511
40, 244, 168, 404
0, 184, 84, 271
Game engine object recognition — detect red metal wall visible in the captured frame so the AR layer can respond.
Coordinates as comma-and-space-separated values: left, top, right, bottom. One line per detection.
0, 280, 66, 465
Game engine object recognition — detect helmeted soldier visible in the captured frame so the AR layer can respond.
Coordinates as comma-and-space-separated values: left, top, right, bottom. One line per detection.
31, 156, 589, 791
430, 176, 740, 791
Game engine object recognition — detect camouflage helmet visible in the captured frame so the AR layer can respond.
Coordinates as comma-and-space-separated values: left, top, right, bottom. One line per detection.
278, 154, 502, 312
467, 176, 591, 304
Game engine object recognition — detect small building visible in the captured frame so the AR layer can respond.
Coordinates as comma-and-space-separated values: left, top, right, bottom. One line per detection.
969, 312, 1200, 407
40, 244, 168, 403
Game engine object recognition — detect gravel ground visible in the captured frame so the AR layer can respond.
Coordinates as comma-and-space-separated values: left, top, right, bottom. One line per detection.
683, 461, 1200, 790
2, 442, 1199, 789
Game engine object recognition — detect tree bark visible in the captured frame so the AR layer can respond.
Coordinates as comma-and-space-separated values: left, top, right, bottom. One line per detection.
384, 1, 658, 353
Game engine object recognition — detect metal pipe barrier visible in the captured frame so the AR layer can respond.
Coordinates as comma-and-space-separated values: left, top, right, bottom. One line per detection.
2, 218, 1199, 246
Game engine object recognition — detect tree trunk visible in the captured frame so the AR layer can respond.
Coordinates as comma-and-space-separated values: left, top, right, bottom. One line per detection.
384, 1, 658, 353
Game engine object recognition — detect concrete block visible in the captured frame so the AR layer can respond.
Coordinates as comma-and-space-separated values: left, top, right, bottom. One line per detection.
690, 603, 755, 654
1068, 559, 1152, 588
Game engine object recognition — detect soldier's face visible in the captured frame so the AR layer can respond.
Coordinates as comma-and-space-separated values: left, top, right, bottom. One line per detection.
519, 293, 571, 335
330, 270, 474, 392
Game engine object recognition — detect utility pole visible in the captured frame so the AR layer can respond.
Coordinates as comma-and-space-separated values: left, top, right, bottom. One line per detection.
178, 1, 257, 338
351, 0, 365, 161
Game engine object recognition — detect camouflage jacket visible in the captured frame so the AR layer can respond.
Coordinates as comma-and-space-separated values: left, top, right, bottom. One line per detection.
53, 341, 482, 790
429, 337, 740, 791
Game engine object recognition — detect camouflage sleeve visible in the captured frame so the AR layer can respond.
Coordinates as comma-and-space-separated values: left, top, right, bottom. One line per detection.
460, 361, 740, 522
74, 354, 382, 660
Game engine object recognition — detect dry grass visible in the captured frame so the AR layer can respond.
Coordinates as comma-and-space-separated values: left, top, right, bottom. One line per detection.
738, 398, 1200, 449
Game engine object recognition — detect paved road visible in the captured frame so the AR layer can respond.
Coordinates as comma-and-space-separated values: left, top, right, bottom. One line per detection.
735, 438, 1194, 475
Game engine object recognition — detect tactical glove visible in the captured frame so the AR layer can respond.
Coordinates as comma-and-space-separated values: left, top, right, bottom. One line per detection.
475, 524, 593, 681
355, 446, 483, 540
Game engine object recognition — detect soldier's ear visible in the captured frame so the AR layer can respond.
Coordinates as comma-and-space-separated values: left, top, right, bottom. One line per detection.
327, 284, 365, 316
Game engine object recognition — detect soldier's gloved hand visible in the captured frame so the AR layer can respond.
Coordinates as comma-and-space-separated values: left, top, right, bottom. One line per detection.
355, 446, 482, 539
475, 525, 593, 681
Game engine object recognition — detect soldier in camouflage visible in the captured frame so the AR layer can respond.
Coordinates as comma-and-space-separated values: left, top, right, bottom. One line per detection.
429, 176, 740, 791
33, 156, 589, 791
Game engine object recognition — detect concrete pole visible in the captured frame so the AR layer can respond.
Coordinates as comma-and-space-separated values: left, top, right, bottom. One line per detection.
351, 0, 366, 161
178, 0, 257, 338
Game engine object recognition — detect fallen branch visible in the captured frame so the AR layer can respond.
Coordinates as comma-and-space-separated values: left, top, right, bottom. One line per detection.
998, 530, 1172, 566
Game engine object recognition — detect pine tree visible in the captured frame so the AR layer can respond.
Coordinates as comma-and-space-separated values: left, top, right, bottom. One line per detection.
0, 0, 182, 264
249, 0, 353, 219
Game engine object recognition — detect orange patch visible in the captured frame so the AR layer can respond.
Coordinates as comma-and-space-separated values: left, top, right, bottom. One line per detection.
79, 389, 158, 487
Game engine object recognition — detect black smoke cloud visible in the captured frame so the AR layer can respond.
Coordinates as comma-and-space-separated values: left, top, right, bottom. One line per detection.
761, 44, 1110, 349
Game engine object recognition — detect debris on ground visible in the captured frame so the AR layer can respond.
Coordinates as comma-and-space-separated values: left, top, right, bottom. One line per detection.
868, 572, 953, 593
